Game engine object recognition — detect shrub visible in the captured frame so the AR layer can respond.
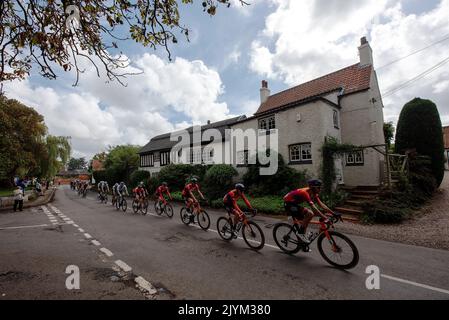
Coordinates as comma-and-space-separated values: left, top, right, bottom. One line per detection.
130, 170, 151, 188
203, 164, 238, 201
243, 150, 309, 197
157, 164, 208, 192
210, 195, 285, 215
395, 98, 445, 187
361, 196, 413, 224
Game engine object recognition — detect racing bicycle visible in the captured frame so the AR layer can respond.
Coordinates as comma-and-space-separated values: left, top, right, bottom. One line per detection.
217, 210, 265, 251
180, 201, 210, 230
154, 198, 174, 218
272, 212, 359, 269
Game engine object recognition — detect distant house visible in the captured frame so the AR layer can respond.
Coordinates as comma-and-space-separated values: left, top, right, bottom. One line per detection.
138, 37, 386, 187
138, 116, 246, 176
443, 126, 449, 170
91, 159, 105, 172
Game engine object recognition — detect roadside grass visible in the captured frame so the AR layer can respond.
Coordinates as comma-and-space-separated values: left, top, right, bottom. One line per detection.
0, 188, 15, 197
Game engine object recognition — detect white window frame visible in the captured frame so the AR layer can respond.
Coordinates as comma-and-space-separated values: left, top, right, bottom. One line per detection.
289, 143, 312, 163
346, 150, 364, 166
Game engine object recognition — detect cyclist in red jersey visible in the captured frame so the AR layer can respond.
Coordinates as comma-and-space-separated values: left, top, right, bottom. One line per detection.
283, 179, 333, 244
156, 182, 172, 204
181, 178, 205, 212
223, 183, 256, 238
133, 182, 148, 206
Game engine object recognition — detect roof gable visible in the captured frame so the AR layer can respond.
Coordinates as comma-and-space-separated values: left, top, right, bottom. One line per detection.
256, 63, 373, 115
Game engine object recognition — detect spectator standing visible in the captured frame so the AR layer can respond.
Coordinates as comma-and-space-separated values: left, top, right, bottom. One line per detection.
13, 186, 24, 212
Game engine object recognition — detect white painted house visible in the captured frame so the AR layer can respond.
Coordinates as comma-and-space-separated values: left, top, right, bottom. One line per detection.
139, 37, 386, 187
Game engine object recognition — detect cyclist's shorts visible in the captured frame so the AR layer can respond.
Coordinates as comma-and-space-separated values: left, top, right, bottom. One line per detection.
223, 197, 234, 214
284, 202, 306, 220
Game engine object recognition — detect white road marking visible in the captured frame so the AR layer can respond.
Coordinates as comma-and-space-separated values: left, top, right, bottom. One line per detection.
0, 224, 49, 230
84, 233, 92, 239
100, 247, 114, 257
135, 276, 157, 295
381, 274, 449, 295
115, 260, 132, 273
78, 228, 85, 232
73, 224, 79, 228
91, 240, 101, 246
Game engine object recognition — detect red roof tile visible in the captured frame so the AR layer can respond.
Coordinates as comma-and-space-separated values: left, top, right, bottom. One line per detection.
255, 63, 373, 115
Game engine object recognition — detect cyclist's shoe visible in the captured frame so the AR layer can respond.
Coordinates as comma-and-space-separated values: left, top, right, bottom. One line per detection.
302, 245, 312, 253
297, 233, 311, 244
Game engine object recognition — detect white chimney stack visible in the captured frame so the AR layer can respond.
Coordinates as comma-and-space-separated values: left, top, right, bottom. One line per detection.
358, 36, 373, 66
260, 80, 270, 104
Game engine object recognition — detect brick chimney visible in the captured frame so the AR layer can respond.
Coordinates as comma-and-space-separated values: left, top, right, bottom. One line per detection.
358, 36, 373, 66
260, 80, 270, 104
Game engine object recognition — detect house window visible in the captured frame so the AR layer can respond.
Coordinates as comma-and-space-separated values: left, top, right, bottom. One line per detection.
190, 148, 202, 164
237, 150, 249, 166
259, 115, 276, 130
154, 152, 160, 163
203, 148, 214, 163
346, 151, 364, 166
160, 151, 170, 166
289, 143, 312, 164
333, 110, 339, 129
140, 154, 154, 167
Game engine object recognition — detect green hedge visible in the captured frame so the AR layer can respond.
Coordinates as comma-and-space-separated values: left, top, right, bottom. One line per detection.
210, 195, 285, 215
203, 164, 238, 200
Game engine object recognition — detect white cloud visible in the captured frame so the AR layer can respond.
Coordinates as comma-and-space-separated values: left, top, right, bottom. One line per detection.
249, 0, 449, 126
3, 53, 232, 158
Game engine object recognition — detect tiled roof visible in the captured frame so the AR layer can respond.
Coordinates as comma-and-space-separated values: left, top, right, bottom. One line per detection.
255, 63, 373, 115
139, 116, 246, 154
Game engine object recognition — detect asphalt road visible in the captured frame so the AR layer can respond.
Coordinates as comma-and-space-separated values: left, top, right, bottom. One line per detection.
1, 186, 449, 300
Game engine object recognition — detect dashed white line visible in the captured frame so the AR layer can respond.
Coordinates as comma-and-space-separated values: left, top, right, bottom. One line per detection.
135, 276, 157, 295
91, 240, 101, 246
100, 247, 114, 257
73, 224, 79, 228
84, 233, 92, 239
78, 228, 85, 233
114, 260, 132, 273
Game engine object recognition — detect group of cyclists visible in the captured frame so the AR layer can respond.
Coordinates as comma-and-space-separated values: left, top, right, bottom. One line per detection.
71, 179, 89, 197
68, 176, 359, 269
73, 176, 335, 245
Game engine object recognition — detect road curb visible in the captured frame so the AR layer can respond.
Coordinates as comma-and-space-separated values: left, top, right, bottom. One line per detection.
0, 188, 57, 213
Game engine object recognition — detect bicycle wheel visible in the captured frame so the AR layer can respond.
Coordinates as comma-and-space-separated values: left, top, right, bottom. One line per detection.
122, 199, 127, 212
154, 201, 163, 215
141, 200, 148, 215
132, 199, 139, 214
272, 223, 301, 254
217, 217, 233, 241
317, 231, 359, 270
103, 195, 108, 204
165, 204, 174, 218
242, 221, 265, 251
180, 207, 191, 225
197, 210, 210, 230
115, 198, 120, 210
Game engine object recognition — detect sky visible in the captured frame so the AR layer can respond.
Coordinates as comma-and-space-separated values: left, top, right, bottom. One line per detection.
3, 0, 449, 158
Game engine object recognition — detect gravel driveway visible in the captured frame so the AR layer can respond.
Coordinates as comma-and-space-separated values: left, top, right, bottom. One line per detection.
337, 172, 449, 250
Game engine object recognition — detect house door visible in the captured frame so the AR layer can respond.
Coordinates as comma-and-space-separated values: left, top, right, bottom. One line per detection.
335, 158, 345, 185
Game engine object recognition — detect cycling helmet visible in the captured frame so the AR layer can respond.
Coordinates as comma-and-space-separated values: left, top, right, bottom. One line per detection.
307, 179, 322, 187
235, 183, 245, 192
120, 181, 124, 186
162, 182, 168, 186
191, 177, 198, 183
139, 181, 144, 186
